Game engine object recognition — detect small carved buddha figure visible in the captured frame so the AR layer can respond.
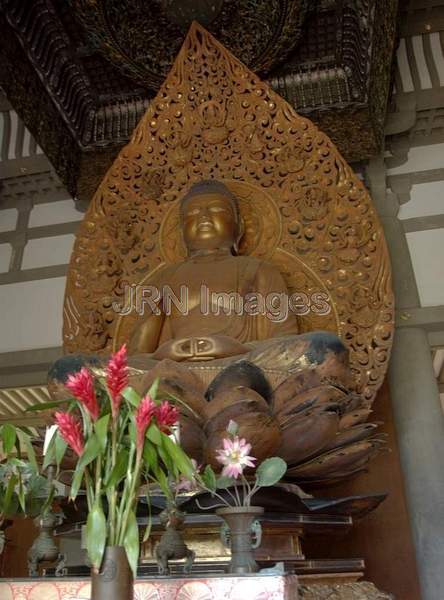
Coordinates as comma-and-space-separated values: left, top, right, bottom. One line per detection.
128, 180, 351, 393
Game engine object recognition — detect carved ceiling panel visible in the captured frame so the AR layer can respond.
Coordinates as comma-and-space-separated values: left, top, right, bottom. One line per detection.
0, 0, 399, 203
71, 0, 312, 88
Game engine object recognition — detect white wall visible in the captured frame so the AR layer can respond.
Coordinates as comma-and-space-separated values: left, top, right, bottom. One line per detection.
0, 195, 81, 353
22, 234, 75, 269
29, 199, 82, 227
388, 142, 444, 309
398, 181, 444, 220
0, 277, 66, 352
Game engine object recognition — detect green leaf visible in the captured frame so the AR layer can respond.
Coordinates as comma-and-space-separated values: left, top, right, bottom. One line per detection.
26, 473, 51, 515
86, 501, 107, 571
2, 473, 17, 516
69, 463, 86, 501
255, 457, 287, 487
128, 420, 137, 443
94, 414, 110, 452
122, 386, 141, 408
42, 428, 58, 470
123, 510, 139, 578
1, 424, 17, 454
28, 473, 50, 497
161, 434, 195, 479
78, 434, 101, 471
40, 482, 55, 517
25, 399, 72, 412
142, 490, 152, 543
152, 465, 171, 499
42, 444, 55, 470
202, 465, 217, 492
105, 449, 129, 489
216, 475, 235, 489
17, 476, 25, 513
158, 439, 176, 476
16, 430, 38, 471
55, 434, 68, 468
142, 441, 158, 472
146, 422, 161, 445
147, 377, 159, 401
6, 458, 27, 468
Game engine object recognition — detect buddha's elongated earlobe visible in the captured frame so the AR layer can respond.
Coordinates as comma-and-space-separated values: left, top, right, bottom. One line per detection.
233, 216, 245, 254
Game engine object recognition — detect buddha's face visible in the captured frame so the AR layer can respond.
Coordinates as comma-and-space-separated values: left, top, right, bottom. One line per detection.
181, 193, 239, 253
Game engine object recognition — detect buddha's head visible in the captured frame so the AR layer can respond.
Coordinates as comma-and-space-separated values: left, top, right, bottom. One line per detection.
180, 180, 243, 255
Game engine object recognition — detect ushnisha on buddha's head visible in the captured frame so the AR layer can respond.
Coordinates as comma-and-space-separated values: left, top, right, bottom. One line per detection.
180, 180, 244, 256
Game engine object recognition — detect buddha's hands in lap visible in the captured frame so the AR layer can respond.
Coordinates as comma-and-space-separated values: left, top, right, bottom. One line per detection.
152, 335, 250, 361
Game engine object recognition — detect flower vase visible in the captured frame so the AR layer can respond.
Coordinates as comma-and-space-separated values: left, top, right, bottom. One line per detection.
216, 506, 264, 574
91, 546, 133, 600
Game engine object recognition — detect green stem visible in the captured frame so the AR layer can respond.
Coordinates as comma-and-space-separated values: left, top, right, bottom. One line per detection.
245, 479, 259, 506
241, 474, 251, 506
84, 467, 94, 512
115, 447, 134, 539
95, 454, 102, 498
233, 482, 242, 506
198, 483, 232, 508
223, 486, 238, 506
118, 450, 142, 545
109, 423, 118, 544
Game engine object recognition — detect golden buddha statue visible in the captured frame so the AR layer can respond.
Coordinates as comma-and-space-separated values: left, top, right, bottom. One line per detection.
127, 180, 351, 395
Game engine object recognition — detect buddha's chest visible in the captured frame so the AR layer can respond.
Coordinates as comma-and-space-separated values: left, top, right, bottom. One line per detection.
165, 260, 239, 312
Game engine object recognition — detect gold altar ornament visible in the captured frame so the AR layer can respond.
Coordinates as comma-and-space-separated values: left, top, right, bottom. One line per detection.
63, 23, 394, 404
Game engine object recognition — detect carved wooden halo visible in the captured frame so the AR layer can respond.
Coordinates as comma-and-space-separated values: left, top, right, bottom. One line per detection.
63, 23, 394, 405
159, 179, 282, 262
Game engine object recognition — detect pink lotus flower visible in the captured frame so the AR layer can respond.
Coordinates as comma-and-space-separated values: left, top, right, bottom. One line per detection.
65, 368, 99, 421
135, 395, 156, 452
55, 412, 85, 456
155, 401, 179, 433
216, 436, 256, 479
106, 344, 129, 420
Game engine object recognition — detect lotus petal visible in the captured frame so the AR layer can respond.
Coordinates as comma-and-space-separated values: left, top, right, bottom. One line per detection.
276, 407, 339, 465
205, 386, 269, 422
323, 423, 380, 452
339, 408, 372, 430
274, 383, 348, 418
286, 439, 384, 480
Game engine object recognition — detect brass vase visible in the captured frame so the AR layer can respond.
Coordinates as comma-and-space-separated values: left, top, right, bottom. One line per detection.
216, 506, 264, 574
91, 546, 133, 600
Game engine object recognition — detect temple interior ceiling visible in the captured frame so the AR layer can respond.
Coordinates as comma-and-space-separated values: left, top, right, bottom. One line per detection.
0, 0, 398, 203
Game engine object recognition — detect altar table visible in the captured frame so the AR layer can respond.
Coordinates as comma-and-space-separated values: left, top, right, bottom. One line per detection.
0, 574, 299, 599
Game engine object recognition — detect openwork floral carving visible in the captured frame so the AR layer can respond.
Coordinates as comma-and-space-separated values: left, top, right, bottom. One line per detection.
63, 23, 394, 404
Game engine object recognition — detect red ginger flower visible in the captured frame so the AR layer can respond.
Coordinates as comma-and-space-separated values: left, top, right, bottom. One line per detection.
106, 344, 129, 419
65, 367, 99, 421
155, 401, 179, 433
135, 395, 156, 452
55, 412, 85, 456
